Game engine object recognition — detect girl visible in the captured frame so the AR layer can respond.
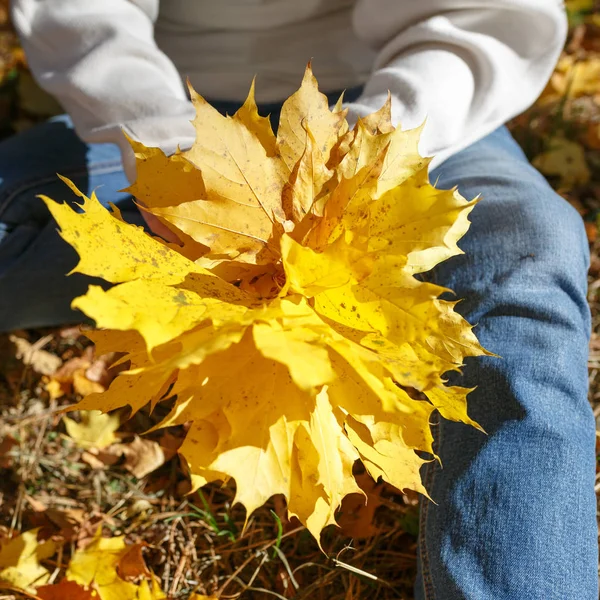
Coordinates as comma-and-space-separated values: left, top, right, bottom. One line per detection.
6, 2, 597, 598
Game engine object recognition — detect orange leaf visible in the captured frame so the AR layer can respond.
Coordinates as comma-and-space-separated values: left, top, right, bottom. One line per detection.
337, 473, 384, 539
37, 579, 97, 600
117, 543, 151, 581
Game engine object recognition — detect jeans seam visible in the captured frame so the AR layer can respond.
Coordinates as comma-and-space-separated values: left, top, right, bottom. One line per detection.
0, 160, 124, 220
419, 414, 441, 600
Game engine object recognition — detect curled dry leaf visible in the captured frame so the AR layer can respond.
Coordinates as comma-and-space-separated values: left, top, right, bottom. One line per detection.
107, 436, 170, 479
25, 507, 85, 543
45, 351, 115, 400
45, 64, 487, 542
9, 334, 61, 376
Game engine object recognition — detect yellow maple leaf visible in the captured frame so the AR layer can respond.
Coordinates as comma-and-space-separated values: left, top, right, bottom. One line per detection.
0, 529, 56, 591
66, 528, 165, 600
532, 136, 591, 189
63, 410, 120, 449
543, 55, 600, 104
44, 64, 488, 542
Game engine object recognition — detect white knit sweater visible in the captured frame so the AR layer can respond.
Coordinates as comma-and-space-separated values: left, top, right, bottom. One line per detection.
12, 0, 566, 174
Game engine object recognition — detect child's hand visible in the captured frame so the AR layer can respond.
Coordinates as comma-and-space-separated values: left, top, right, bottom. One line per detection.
137, 202, 181, 244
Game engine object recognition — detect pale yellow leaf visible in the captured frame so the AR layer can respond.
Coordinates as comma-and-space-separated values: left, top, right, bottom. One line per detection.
63, 410, 120, 449
184, 86, 287, 225
359, 92, 394, 134
345, 416, 429, 497
286, 125, 335, 223
72, 281, 212, 351
45, 70, 488, 544
532, 137, 591, 188
425, 385, 483, 431
0, 530, 56, 591
277, 63, 347, 171
252, 321, 335, 390
150, 197, 276, 264
281, 234, 372, 297
136, 577, 167, 599
367, 171, 478, 274
233, 78, 279, 157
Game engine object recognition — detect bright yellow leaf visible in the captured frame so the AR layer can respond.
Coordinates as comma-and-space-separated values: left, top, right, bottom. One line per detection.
42, 180, 198, 285
0, 530, 56, 592
66, 529, 161, 600
63, 410, 120, 449
126, 139, 206, 209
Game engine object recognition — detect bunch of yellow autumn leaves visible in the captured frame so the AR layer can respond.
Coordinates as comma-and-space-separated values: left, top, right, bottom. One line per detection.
44, 66, 486, 541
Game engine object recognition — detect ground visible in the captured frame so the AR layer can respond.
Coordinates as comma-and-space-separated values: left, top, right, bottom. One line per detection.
0, 3, 599, 599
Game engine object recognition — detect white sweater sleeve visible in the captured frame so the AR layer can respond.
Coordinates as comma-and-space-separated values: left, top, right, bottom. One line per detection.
348, 0, 567, 167
11, 0, 196, 176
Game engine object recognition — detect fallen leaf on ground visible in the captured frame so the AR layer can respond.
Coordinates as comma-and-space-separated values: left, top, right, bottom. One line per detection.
80, 449, 120, 470
337, 473, 384, 539
63, 410, 120, 449
105, 436, 168, 479
532, 137, 591, 188
73, 369, 106, 397
585, 221, 598, 242
549, 55, 600, 101
9, 334, 61, 376
117, 543, 151, 581
566, 0, 594, 11
37, 579, 97, 600
45, 352, 114, 399
26, 507, 85, 542
67, 528, 163, 600
45, 378, 65, 401
0, 529, 56, 591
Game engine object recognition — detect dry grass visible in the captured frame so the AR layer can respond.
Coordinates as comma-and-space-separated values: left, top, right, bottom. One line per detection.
0, 327, 422, 599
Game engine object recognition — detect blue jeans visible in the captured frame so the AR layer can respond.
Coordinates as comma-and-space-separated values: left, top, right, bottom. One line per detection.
0, 109, 596, 598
